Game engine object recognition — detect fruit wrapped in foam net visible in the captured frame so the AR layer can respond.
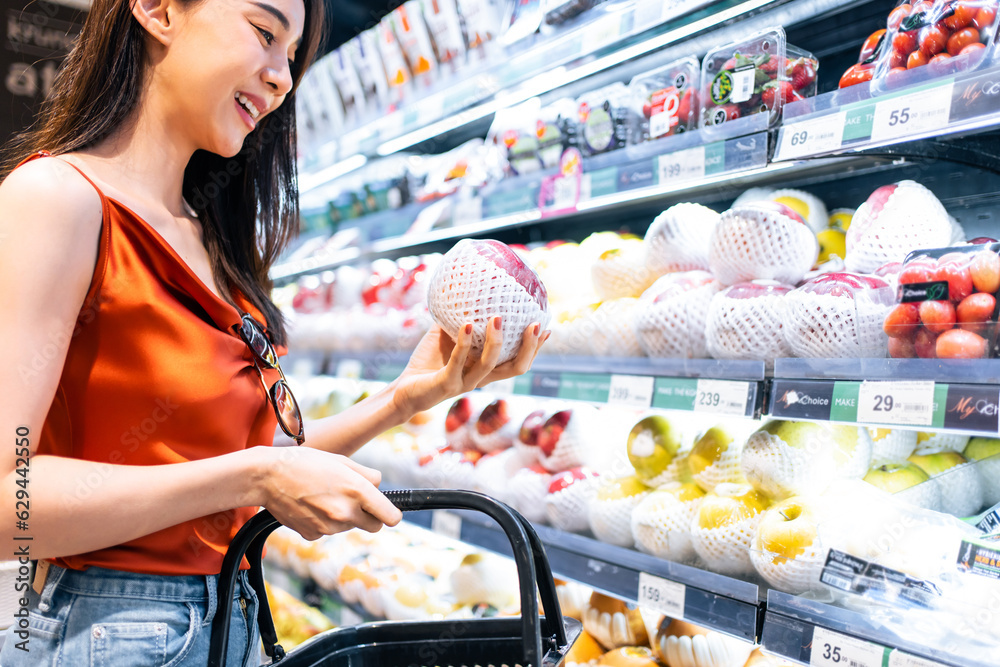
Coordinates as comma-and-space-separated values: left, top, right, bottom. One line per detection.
542, 303, 600, 356
689, 483, 770, 577
909, 452, 984, 518
592, 239, 659, 301
633, 271, 721, 358
708, 202, 819, 286
964, 438, 1000, 506
644, 203, 720, 275
705, 281, 794, 361
427, 239, 550, 364
750, 496, 834, 595
630, 482, 705, 562
469, 396, 535, 453
913, 431, 970, 455
506, 464, 552, 524
588, 298, 645, 357
546, 467, 601, 532
537, 404, 604, 472
689, 425, 749, 492
733, 187, 830, 235
588, 476, 652, 548
784, 273, 895, 358
582, 592, 649, 651
844, 181, 952, 274
867, 428, 918, 466
655, 618, 755, 667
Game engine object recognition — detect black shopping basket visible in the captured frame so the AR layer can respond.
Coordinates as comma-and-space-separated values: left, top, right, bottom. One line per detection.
207, 489, 582, 666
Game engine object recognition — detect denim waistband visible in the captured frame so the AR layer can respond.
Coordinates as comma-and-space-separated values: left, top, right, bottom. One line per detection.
46, 564, 248, 603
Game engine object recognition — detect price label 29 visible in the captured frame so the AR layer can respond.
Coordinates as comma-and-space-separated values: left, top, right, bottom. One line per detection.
693, 379, 751, 416
607, 375, 654, 408
776, 112, 845, 160
637, 573, 685, 618
811, 627, 887, 667
870, 82, 954, 143
856, 381, 935, 427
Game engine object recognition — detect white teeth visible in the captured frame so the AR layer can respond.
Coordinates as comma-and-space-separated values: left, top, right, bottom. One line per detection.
235, 93, 260, 120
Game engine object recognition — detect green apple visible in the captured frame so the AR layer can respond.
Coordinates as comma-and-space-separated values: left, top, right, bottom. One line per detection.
863, 463, 930, 494
909, 451, 984, 517
754, 497, 819, 564
909, 451, 970, 477
964, 437, 1000, 462
695, 483, 769, 530
965, 437, 1000, 506
690, 483, 769, 577
627, 416, 682, 482
689, 426, 745, 492
596, 475, 651, 502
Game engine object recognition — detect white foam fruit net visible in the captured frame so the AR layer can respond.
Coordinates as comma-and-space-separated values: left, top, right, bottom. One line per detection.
894, 478, 942, 512
749, 539, 827, 595
506, 468, 551, 524
705, 283, 794, 361
978, 457, 1000, 506
643, 443, 694, 489
934, 463, 984, 517
428, 239, 550, 365
868, 428, 918, 465
546, 479, 600, 532
630, 492, 701, 562
589, 298, 645, 357
589, 493, 648, 548
538, 408, 600, 473
633, 272, 721, 358
692, 445, 745, 493
769, 188, 830, 234
644, 203, 720, 275
709, 206, 818, 286
592, 243, 658, 301
659, 633, 754, 667
914, 432, 970, 455
690, 515, 759, 577
845, 181, 952, 274
784, 283, 894, 358
583, 604, 644, 651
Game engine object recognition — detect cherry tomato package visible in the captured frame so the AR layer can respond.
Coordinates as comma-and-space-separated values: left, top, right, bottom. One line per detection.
700, 27, 819, 133
885, 243, 1000, 359
840, 29, 887, 88
872, 0, 1000, 93
629, 56, 701, 143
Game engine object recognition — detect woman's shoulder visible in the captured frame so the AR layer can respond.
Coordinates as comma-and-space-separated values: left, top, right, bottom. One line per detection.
0, 152, 103, 234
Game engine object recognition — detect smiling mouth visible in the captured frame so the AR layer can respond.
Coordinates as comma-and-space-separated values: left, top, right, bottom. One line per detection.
235, 92, 261, 119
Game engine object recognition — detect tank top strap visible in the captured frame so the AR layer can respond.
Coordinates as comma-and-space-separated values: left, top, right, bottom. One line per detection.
19, 150, 109, 204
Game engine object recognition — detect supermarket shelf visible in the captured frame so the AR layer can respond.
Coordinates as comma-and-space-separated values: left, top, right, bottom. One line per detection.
774, 65, 1000, 166
770, 358, 1000, 436
401, 504, 761, 643
263, 564, 378, 627
760, 590, 987, 667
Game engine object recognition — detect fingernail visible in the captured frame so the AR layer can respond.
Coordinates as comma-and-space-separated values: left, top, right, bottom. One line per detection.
533, 323, 540, 336
494, 317, 502, 330
465, 323, 473, 335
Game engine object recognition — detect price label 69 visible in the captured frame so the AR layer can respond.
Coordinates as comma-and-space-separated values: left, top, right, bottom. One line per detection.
775, 112, 845, 160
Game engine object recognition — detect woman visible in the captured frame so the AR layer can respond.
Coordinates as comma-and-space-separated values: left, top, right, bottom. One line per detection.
0, 0, 548, 663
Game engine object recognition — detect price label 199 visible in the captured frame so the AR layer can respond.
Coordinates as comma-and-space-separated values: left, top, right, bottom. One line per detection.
870, 82, 954, 143
657, 145, 705, 186
856, 381, 935, 427
776, 112, 846, 160
431, 510, 462, 540
637, 573, 685, 618
693, 379, 750, 416
607, 374, 654, 408
811, 627, 887, 667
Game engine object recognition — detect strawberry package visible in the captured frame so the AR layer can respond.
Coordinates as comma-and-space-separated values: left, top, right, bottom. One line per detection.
700, 27, 819, 133
872, 0, 1000, 93
629, 56, 700, 143
884, 243, 1000, 359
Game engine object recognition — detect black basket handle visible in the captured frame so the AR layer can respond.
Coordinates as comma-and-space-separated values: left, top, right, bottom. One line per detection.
208, 489, 568, 667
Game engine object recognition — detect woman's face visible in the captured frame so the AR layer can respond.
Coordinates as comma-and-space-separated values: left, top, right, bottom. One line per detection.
153, 0, 305, 157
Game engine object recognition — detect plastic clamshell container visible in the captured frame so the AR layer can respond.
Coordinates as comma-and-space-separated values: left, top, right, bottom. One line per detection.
629, 56, 701, 143
872, 0, 1000, 95
699, 27, 819, 133
886, 243, 1000, 360
575, 83, 639, 156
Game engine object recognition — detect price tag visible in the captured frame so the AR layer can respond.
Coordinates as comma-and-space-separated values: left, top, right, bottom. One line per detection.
552, 175, 579, 211
693, 379, 750, 416
608, 375, 654, 408
888, 650, 948, 667
777, 112, 846, 160
336, 359, 363, 379
811, 628, 887, 667
583, 15, 621, 48
431, 510, 462, 540
870, 82, 954, 143
657, 145, 705, 185
731, 66, 755, 104
341, 606, 364, 626
637, 572, 685, 618
632, 0, 662, 30
649, 111, 673, 139
856, 381, 935, 427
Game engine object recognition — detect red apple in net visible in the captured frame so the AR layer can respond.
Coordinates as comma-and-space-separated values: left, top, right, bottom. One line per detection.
537, 404, 603, 473
427, 239, 550, 364
633, 271, 721, 358
705, 280, 794, 360
470, 397, 535, 454
546, 467, 601, 532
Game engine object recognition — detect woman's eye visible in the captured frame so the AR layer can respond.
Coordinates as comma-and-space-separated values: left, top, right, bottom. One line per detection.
255, 26, 275, 45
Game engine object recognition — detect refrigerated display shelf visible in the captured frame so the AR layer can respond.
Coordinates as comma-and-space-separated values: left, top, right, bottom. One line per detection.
263, 565, 377, 627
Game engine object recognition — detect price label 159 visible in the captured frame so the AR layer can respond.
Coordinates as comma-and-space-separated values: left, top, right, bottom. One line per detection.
637, 573, 685, 618
776, 112, 846, 160
870, 82, 954, 143
693, 379, 751, 416
811, 627, 887, 667
608, 374, 654, 408
657, 145, 705, 186
856, 380, 935, 427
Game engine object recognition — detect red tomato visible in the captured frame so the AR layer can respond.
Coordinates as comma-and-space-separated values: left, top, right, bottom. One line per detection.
943, 2, 978, 29
971, 249, 1000, 293
919, 300, 958, 333
919, 25, 950, 56
860, 29, 887, 62
908, 49, 930, 67
839, 63, 876, 88
884, 303, 921, 338
888, 3, 913, 29
930, 52, 953, 64
935, 254, 975, 301
961, 41, 987, 55
974, 6, 997, 29
937, 328, 988, 358
899, 259, 937, 284
948, 27, 981, 55
889, 335, 918, 358
957, 292, 997, 335
893, 31, 918, 54
915, 327, 939, 358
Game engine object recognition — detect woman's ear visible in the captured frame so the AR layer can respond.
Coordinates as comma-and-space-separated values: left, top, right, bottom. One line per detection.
131, 0, 176, 46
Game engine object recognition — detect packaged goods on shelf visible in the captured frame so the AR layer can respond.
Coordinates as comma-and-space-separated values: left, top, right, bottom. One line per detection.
392, 1, 440, 81
871, 0, 1000, 95
629, 57, 701, 143
327, 48, 368, 122
699, 27, 818, 133
500, 0, 544, 46
377, 15, 413, 90
705, 281, 795, 362
489, 97, 579, 176
575, 83, 638, 156
633, 271, 722, 359
839, 28, 885, 88
348, 32, 391, 110
886, 242, 1000, 359
420, 0, 467, 66
455, 0, 503, 50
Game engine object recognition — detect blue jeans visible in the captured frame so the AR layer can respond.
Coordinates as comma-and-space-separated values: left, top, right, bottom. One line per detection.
0, 564, 261, 667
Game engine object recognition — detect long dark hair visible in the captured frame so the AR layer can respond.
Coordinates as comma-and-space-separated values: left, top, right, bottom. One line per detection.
1, 0, 326, 345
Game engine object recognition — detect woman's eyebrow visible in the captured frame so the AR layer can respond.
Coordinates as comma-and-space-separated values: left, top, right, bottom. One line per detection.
252, 1, 290, 30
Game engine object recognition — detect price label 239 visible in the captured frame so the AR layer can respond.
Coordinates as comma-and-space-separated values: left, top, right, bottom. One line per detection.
693, 379, 751, 416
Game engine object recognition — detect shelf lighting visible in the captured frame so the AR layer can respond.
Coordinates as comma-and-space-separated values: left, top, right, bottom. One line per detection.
298, 153, 368, 192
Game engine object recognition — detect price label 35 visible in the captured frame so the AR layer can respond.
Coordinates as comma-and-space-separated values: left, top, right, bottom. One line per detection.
637, 572, 685, 618
811, 627, 887, 667
856, 381, 935, 427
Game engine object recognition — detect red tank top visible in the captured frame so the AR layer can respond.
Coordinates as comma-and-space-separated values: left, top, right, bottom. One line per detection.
19, 151, 282, 575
